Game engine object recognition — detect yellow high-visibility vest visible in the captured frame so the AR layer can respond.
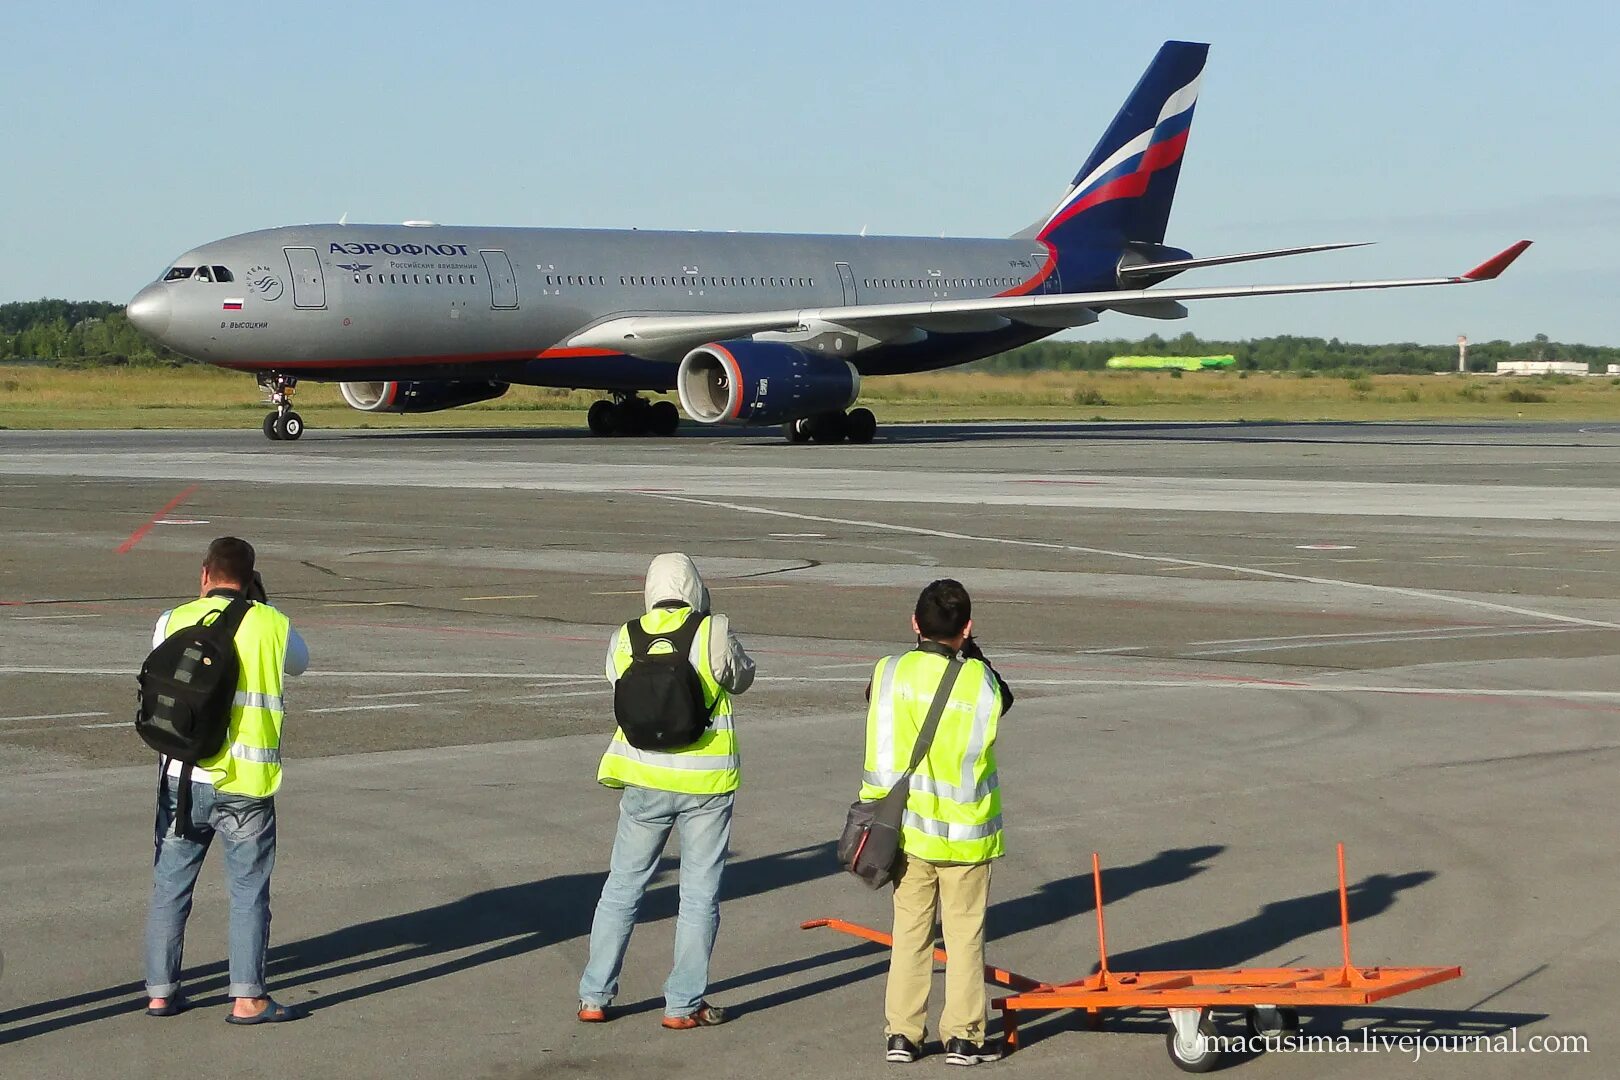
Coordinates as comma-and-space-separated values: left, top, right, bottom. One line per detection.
163, 596, 290, 798
860, 649, 1004, 864
598, 607, 739, 795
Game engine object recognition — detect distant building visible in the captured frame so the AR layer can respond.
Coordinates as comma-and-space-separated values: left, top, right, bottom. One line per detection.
1609, 364, 1620, 376
1494, 361, 1592, 376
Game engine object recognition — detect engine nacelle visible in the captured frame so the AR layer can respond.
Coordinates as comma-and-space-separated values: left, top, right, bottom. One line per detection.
676, 340, 859, 426
339, 380, 509, 414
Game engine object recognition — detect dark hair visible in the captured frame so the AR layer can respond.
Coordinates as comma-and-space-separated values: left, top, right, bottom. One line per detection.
915, 578, 972, 640
203, 536, 255, 586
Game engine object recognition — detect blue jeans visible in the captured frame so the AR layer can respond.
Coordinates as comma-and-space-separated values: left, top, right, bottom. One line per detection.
144, 776, 277, 1000
578, 786, 733, 1016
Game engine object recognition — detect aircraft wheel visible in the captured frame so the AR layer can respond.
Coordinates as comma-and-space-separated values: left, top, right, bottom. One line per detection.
783, 418, 811, 444
1165, 1014, 1221, 1073
649, 400, 680, 437
277, 411, 304, 441
263, 412, 283, 441
809, 411, 847, 444
611, 401, 647, 436
587, 400, 614, 436
845, 407, 877, 444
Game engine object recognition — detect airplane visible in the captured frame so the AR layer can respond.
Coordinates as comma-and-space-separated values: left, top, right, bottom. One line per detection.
125, 40, 1529, 443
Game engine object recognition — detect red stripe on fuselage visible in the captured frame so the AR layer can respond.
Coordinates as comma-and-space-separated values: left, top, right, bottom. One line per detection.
212, 345, 624, 373
995, 239, 1058, 298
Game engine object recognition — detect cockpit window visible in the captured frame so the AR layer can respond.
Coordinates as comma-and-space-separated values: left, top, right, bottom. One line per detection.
163, 266, 195, 281
195, 266, 213, 283
211, 266, 234, 282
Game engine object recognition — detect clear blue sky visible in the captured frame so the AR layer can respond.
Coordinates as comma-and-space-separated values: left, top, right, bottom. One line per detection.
6, 0, 1618, 345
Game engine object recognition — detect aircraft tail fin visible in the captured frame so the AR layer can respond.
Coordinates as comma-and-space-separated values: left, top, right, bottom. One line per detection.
1031, 41, 1208, 255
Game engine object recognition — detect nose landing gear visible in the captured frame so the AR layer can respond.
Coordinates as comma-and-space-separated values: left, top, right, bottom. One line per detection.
586, 392, 680, 437
258, 373, 304, 441
784, 407, 876, 445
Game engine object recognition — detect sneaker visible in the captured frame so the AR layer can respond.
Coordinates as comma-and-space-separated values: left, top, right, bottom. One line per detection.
577, 1002, 609, 1023
661, 1002, 728, 1030
885, 1034, 923, 1063
944, 1037, 999, 1066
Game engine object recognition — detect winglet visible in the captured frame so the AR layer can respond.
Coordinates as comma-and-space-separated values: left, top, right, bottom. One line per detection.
1461, 240, 1532, 281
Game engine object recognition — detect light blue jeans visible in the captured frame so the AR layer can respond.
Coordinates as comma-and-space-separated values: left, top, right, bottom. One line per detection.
144, 776, 277, 1000
578, 786, 734, 1017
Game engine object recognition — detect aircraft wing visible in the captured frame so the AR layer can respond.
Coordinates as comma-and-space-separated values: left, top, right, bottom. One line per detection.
566, 241, 1531, 360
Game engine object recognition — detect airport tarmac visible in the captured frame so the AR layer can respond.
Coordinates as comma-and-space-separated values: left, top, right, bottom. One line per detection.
1, 420, 1615, 1079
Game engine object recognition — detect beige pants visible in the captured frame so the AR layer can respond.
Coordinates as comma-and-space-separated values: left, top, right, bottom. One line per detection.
886, 854, 993, 1043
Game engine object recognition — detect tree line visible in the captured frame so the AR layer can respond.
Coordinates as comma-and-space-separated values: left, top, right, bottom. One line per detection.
3, 298, 1617, 374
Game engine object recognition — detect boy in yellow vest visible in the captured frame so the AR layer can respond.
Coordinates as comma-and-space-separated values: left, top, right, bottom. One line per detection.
143, 537, 310, 1024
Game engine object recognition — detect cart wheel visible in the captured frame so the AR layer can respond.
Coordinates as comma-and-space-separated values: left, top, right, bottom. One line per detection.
1166, 1015, 1221, 1073
1245, 1006, 1300, 1041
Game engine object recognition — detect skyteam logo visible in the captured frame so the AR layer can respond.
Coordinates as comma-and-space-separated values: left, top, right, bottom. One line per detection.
244, 265, 283, 302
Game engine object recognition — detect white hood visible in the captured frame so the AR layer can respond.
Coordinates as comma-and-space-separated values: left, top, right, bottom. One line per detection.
643, 552, 710, 613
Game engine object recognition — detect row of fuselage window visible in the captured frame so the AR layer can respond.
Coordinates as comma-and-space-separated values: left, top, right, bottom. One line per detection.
865, 276, 1022, 290
346, 271, 1027, 293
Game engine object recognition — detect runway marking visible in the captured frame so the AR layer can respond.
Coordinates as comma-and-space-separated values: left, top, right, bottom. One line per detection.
1505, 552, 1545, 557
10, 614, 101, 621
645, 494, 1620, 632
517, 688, 610, 700
306, 703, 424, 714
116, 484, 199, 554
712, 584, 792, 591
1186, 626, 1585, 656
1422, 554, 1472, 560
461, 594, 541, 602
1296, 544, 1356, 551
155, 518, 209, 526
352, 688, 469, 699
320, 601, 411, 608
770, 532, 827, 538
0, 711, 110, 723
1188, 624, 1505, 646
77, 721, 127, 730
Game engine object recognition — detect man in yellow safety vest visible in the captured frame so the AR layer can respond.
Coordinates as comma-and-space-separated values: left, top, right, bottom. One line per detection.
862, 579, 1014, 1066
578, 553, 755, 1030
143, 537, 310, 1024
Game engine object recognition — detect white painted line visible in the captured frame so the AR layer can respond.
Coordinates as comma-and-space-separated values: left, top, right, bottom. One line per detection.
321, 601, 411, 608
0, 710, 110, 722
1186, 626, 1585, 656
352, 688, 469, 699
306, 703, 424, 714
1505, 552, 1545, 557
155, 519, 210, 526
1188, 624, 1510, 646
461, 594, 540, 602
644, 494, 1620, 632
517, 689, 610, 700
1296, 544, 1357, 551
11, 614, 102, 621
79, 721, 127, 729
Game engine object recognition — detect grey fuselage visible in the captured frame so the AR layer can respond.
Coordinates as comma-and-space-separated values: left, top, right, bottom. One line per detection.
129, 223, 1073, 390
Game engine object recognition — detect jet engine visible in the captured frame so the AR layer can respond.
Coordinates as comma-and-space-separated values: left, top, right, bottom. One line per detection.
676, 340, 859, 426
339, 380, 510, 413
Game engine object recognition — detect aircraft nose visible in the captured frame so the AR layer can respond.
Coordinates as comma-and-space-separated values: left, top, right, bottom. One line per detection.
126, 285, 171, 338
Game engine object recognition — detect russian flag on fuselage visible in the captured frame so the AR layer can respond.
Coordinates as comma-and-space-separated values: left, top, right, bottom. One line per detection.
1037, 41, 1207, 249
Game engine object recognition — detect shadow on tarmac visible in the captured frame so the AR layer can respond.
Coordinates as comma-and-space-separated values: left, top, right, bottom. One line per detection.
0, 841, 834, 1045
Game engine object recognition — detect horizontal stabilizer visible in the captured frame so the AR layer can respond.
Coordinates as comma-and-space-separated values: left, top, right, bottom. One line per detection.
1118, 241, 1370, 280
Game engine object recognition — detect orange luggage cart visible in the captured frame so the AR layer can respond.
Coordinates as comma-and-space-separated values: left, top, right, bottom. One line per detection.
803, 844, 1461, 1072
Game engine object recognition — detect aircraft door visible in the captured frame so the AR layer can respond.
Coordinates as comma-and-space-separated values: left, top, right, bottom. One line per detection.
284, 247, 326, 308
1033, 251, 1061, 294
835, 262, 857, 305
480, 250, 518, 309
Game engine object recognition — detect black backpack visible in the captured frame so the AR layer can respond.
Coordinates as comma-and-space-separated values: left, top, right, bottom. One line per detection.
136, 596, 252, 838
613, 614, 713, 750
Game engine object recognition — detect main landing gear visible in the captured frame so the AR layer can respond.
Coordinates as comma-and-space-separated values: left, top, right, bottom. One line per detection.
783, 407, 876, 445
586, 392, 680, 437
258, 373, 304, 441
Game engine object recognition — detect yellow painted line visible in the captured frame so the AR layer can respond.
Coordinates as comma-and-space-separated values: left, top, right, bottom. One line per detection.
461, 594, 541, 602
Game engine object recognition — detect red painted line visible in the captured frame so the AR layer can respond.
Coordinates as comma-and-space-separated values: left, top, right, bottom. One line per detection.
116, 485, 199, 555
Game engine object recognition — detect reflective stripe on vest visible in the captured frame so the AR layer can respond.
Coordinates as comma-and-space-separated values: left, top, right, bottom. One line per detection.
597, 606, 740, 795
860, 650, 1004, 863
163, 597, 290, 798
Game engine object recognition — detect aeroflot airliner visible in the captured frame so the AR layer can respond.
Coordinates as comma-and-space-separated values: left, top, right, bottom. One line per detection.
126, 41, 1529, 442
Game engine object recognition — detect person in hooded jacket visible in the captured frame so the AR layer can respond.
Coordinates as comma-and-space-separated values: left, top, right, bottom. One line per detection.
577, 553, 756, 1030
